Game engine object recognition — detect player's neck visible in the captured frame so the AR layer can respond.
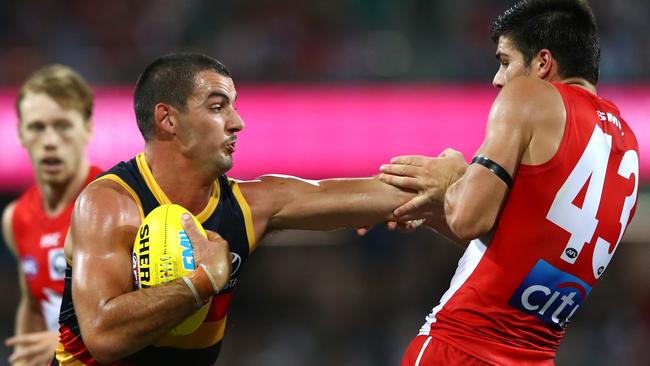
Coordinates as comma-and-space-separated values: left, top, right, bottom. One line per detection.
39, 160, 90, 217
559, 77, 597, 95
144, 144, 215, 216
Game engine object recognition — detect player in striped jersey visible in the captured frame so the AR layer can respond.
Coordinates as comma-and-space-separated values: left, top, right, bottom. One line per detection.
52, 53, 417, 365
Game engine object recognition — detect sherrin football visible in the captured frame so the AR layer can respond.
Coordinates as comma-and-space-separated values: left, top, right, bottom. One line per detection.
132, 204, 212, 336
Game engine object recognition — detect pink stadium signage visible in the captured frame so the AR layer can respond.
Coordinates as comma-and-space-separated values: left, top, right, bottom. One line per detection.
1, 85, 648, 191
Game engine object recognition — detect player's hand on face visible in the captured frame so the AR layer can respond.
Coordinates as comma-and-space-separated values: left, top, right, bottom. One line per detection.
181, 214, 232, 291
379, 149, 468, 219
5, 331, 59, 366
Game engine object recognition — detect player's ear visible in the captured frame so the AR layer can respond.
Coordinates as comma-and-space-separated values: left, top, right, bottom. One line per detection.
82, 118, 93, 145
534, 49, 554, 80
17, 120, 26, 148
154, 103, 176, 137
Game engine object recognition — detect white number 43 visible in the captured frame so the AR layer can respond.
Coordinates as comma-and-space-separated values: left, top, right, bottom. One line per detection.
547, 125, 638, 279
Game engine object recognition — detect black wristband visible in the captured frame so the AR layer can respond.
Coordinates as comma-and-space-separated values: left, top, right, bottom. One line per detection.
471, 155, 513, 189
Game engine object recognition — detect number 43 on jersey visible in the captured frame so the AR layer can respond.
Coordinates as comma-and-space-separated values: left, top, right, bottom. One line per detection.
546, 124, 638, 279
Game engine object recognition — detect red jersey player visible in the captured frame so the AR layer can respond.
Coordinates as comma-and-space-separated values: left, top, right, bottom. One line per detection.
378, 0, 639, 365
1, 65, 101, 366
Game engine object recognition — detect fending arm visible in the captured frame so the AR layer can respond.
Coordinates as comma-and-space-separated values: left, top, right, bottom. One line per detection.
239, 174, 416, 239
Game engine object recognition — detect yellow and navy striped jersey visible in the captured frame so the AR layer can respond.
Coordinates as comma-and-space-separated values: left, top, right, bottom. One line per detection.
54, 153, 256, 366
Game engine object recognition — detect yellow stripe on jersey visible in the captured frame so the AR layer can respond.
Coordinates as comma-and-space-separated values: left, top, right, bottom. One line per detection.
135, 153, 220, 223
195, 181, 220, 223
135, 153, 172, 204
55, 342, 87, 366
93, 174, 145, 220
229, 179, 257, 253
153, 316, 227, 349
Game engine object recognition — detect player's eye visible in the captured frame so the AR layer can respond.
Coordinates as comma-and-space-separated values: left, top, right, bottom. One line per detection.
54, 121, 72, 132
27, 122, 45, 132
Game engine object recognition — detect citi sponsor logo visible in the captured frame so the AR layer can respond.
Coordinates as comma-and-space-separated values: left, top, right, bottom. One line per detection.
179, 230, 195, 271
509, 260, 591, 329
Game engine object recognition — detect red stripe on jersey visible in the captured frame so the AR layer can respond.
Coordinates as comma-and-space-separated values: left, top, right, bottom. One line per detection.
58, 324, 97, 365
205, 292, 233, 321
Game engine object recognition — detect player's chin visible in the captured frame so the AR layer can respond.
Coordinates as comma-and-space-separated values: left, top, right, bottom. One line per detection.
39, 170, 70, 185
220, 156, 234, 172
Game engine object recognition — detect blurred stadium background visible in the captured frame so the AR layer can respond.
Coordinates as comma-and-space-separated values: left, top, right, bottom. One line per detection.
1, 0, 649, 365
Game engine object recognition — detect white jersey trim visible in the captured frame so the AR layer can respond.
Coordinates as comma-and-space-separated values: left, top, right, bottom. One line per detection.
419, 238, 487, 335
42, 288, 63, 332
414, 336, 433, 366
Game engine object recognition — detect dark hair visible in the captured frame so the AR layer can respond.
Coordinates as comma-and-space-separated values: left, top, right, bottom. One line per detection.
17, 64, 94, 121
133, 53, 231, 141
490, 0, 600, 84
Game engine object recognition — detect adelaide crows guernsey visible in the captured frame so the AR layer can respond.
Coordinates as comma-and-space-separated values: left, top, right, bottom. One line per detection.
53, 153, 256, 365
415, 83, 639, 365
12, 166, 102, 332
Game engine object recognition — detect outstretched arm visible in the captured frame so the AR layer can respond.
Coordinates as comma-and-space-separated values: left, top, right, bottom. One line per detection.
238, 175, 416, 240
69, 180, 230, 363
2, 202, 60, 366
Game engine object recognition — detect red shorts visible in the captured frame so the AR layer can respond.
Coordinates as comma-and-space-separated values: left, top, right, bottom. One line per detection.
401, 335, 492, 366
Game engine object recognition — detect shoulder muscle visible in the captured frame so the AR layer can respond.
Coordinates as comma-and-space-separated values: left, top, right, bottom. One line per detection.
70, 179, 141, 255
481, 76, 564, 173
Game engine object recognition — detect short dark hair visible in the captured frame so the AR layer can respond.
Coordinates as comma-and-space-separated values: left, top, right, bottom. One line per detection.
490, 0, 600, 84
17, 64, 94, 121
133, 53, 231, 141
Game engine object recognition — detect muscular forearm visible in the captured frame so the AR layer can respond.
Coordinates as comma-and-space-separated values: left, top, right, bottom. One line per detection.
269, 177, 415, 231
423, 204, 470, 248
77, 279, 199, 363
444, 169, 503, 240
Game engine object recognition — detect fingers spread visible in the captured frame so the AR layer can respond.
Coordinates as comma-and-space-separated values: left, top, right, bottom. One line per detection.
389, 155, 427, 166
8, 343, 43, 363
5, 333, 35, 346
378, 174, 421, 191
379, 163, 420, 178
5, 336, 18, 346
393, 195, 430, 217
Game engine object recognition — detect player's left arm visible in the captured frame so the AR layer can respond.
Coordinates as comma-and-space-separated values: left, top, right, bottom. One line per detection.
2, 202, 60, 366
237, 175, 415, 239
443, 76, 561, 240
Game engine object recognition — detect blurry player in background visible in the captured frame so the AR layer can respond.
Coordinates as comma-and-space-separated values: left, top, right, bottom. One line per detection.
379, 0, 640, 364
1, 65, 101, 366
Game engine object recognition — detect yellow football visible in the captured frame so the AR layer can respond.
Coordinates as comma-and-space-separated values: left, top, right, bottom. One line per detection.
132, 204, 212, 336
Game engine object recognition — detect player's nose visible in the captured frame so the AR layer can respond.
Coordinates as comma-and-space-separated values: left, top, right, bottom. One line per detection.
493, 72, 505, 89
43, 126, 61, 149
228, 109, 244, 133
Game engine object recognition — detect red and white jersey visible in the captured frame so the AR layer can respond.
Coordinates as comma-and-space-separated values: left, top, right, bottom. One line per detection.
11, 166, 102, 331
420, 83, 640, 365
